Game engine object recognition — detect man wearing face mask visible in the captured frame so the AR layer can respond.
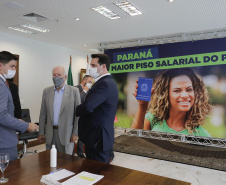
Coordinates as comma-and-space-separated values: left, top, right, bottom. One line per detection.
0, 51, 39, 161
75, 75, 93, 158
76, 75, 93, 103
38, 66, 80, 155
76, 54, 118, 163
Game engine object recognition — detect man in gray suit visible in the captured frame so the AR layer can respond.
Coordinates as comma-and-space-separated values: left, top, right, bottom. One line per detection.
38, 66, 80, 155
0, 51, 38, 161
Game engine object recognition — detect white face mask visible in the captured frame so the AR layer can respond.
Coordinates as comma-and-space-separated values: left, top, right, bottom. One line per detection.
86, 83, 92, 89
89, 67, 100, 79
3, 65, 16, 79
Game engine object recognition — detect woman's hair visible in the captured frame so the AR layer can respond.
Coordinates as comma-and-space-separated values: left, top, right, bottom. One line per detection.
149, 68, 211, 133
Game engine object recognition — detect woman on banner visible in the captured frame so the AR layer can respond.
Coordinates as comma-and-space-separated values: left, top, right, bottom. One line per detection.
131, 68, 211, 136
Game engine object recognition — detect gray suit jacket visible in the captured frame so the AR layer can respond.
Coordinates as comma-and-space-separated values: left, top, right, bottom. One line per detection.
39, 84, 80, 146
0, 77, 28, 149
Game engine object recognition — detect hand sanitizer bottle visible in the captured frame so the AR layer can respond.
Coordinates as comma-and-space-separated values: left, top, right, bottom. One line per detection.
50, 145, 57, 167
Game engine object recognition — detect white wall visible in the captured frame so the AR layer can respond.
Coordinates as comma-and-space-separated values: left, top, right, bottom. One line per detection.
0, 31, 90, 122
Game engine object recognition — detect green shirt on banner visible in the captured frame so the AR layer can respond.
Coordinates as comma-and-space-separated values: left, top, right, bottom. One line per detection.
145, 112, 210, 137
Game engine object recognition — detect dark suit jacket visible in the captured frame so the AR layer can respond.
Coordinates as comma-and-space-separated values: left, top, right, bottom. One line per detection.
7, 81, 22, 119
75, 84, 89, 103
76, 75, 118, 151
76, 84, 83, 93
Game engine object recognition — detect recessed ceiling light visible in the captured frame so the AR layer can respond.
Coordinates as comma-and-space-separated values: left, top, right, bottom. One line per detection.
8, 26, 35, 34
89, 49, 99, 52
114, 1, 142, 16
92, 6, 121, 19
21, 24, 50, 33
84, 45, 86, 47
75, 18, 80, 21
168, 0, 174, 2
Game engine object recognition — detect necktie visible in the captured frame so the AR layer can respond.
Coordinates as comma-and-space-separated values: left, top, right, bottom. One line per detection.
5, 80, 9, 87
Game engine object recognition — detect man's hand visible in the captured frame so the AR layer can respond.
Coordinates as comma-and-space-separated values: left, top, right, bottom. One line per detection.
83, 86, 89, 91
38, 135, 45, 142
70, 135, 78, 143
27, 123, 39, 132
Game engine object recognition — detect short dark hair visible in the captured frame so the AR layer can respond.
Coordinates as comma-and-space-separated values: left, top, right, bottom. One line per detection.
91, 54, 110, 71
82, 75, 92, 81
0, 51, 18, 64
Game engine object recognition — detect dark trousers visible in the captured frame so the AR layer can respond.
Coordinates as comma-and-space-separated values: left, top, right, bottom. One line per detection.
76, 139, 84, 157
85, 146, 113, 164
109, 149, 114, 160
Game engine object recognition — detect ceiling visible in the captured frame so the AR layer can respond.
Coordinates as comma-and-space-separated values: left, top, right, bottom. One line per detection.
0, 0, 226, 53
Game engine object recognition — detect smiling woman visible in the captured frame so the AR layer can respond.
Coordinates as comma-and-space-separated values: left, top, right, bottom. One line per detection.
131, 68, 211, 137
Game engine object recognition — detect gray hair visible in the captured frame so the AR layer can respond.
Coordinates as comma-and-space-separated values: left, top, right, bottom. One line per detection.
52, 65, 67, 76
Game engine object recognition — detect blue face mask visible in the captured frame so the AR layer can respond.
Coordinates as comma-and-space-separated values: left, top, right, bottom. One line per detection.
53, 76, 64, 88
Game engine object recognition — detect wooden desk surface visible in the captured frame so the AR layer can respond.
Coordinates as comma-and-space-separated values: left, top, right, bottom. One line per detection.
4, 151, 190, 185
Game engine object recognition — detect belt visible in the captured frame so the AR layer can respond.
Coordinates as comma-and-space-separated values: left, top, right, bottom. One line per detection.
53, 125, 58, 129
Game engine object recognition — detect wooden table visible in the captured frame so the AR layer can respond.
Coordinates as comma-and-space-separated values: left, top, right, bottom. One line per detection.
4, 151, 190, 185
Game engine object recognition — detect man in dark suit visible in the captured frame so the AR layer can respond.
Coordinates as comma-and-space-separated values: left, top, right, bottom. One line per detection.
75, 75, 93, 157
76, 54, 118, 163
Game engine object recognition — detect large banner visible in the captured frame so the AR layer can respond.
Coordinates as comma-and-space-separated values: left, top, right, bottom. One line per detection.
105, 38, 226, 139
